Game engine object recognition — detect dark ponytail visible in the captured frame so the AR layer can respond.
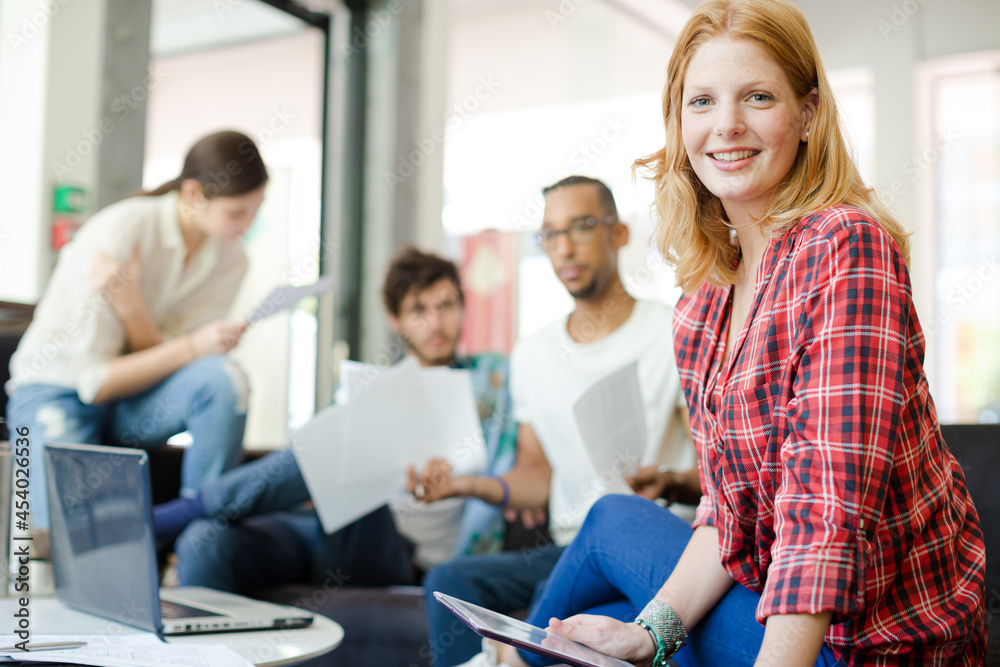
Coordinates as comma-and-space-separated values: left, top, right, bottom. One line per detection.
143, 130, 268, 199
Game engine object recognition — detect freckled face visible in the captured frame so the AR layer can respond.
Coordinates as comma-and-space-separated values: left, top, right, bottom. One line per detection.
681, 37, 814, 220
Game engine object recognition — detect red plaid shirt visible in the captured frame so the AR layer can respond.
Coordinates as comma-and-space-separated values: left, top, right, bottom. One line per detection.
675, 206, 986, 665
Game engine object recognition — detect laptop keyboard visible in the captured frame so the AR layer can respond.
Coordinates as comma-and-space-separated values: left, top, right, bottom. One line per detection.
161, 599, 223, 619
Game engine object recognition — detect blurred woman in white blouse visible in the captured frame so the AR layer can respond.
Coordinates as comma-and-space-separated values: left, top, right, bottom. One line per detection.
7, 130, 268, 535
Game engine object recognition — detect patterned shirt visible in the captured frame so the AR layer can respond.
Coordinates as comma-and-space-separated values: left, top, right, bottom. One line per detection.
675, 206, 986, 665
451, 353, 519, 557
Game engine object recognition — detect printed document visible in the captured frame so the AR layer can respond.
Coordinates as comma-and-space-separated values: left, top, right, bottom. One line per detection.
246, 275, 336, 324
0, 634, 253, 667
292, 360, 485, 534
573, 361, 646, 491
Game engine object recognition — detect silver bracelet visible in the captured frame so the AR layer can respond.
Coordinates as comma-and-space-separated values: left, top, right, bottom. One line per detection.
635, 599, 687, 658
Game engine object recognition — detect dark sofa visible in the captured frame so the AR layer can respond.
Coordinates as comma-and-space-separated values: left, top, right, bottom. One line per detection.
0, 301, 34, 441
947, 424, 1000, 666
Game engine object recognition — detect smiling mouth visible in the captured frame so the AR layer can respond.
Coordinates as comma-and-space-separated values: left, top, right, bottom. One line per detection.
709, 150, 761, 162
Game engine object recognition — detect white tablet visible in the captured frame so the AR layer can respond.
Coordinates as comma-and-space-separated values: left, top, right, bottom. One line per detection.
433, 592, 634, 667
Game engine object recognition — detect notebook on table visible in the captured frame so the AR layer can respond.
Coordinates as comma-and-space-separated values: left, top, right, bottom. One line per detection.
45, 442, 314, 636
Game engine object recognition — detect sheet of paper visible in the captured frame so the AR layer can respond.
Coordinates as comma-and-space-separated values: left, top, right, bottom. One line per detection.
416, 366, 486, 477
0, 634, 253, 667
0, 633, 162, 650
573, 361, 647, 489
245, 274, 336, 324
292, 361, 485, 534
337, 358, 412, 403
336, 360, 484, 472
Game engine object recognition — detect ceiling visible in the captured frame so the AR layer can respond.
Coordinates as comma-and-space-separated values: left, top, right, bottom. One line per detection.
151, 0, 696, 59
150, 0, 317, 58
453, 0, 696, 40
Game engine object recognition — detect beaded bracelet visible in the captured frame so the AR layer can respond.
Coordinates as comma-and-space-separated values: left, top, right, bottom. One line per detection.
491, 476, 511, 508
635, 618, 669, 666
634, 599, 687, 660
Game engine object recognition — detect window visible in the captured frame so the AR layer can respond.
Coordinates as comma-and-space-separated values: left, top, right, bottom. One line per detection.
920, 52, 1000, 423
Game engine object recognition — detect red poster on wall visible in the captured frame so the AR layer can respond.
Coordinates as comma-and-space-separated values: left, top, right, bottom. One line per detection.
458, 231, 519, 355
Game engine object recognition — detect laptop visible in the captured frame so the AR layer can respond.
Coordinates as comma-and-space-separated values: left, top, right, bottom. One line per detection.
434, 592, 633, 667
45, 442, 314, 636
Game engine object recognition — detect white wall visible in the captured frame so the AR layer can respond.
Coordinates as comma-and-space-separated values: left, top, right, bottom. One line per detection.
0, 0, 107, 304
449, 0, 676, 114
445, 0, 675, 228
145, 32, 324, 160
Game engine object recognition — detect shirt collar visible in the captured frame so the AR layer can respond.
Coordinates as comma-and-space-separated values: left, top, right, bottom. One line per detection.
397, 354, 464, 369
158, 190, 221, 270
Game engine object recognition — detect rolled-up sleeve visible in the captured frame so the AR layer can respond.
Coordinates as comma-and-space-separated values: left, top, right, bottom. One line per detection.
72, 298, 128, 404
692, 464, 717, 528
760, 218, 909, 620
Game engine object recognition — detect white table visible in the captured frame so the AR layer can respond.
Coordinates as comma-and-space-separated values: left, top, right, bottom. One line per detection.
0, 597, 343, 667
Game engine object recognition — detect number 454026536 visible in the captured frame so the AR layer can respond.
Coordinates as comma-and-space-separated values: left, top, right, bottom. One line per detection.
13, 425, 30, 526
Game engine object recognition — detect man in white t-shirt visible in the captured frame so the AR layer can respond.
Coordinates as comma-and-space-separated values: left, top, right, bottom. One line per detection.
413, 176, 700, 667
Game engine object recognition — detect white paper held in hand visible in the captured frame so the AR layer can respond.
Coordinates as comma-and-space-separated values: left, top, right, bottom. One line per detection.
291, 361, 486, 534
572, 361, 647, 491
246, 274, 336, 324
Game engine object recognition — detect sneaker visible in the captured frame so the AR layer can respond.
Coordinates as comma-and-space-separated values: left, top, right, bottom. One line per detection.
455, 639, 510, 667
30, 528, 51, 560
455, 654, 500, 667
455, 639, 570, 667
160, 553, 180, 589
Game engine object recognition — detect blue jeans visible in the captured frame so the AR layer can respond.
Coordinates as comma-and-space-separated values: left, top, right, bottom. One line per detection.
174, 448, 416, 593
7, 355, 248, 529
423, 542, 566, 666
519, 495, 842, 667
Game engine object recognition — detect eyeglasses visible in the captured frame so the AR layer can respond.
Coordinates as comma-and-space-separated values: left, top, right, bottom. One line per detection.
401, 297, 461, 322
534, 216, 618, 249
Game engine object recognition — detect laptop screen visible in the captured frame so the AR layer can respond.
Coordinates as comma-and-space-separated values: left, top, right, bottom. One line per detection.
45, 443, 162, 633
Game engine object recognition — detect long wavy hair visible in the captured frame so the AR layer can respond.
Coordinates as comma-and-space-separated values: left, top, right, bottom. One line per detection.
636, 0, 910, 291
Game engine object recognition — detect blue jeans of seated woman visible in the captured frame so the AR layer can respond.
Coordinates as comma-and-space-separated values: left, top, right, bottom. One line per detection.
519, 495, 842, 667
7, 355, 247, 529
173, 448, 416, 593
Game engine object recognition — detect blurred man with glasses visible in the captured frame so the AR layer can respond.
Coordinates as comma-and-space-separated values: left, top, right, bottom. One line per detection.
413, 175, 700, 667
